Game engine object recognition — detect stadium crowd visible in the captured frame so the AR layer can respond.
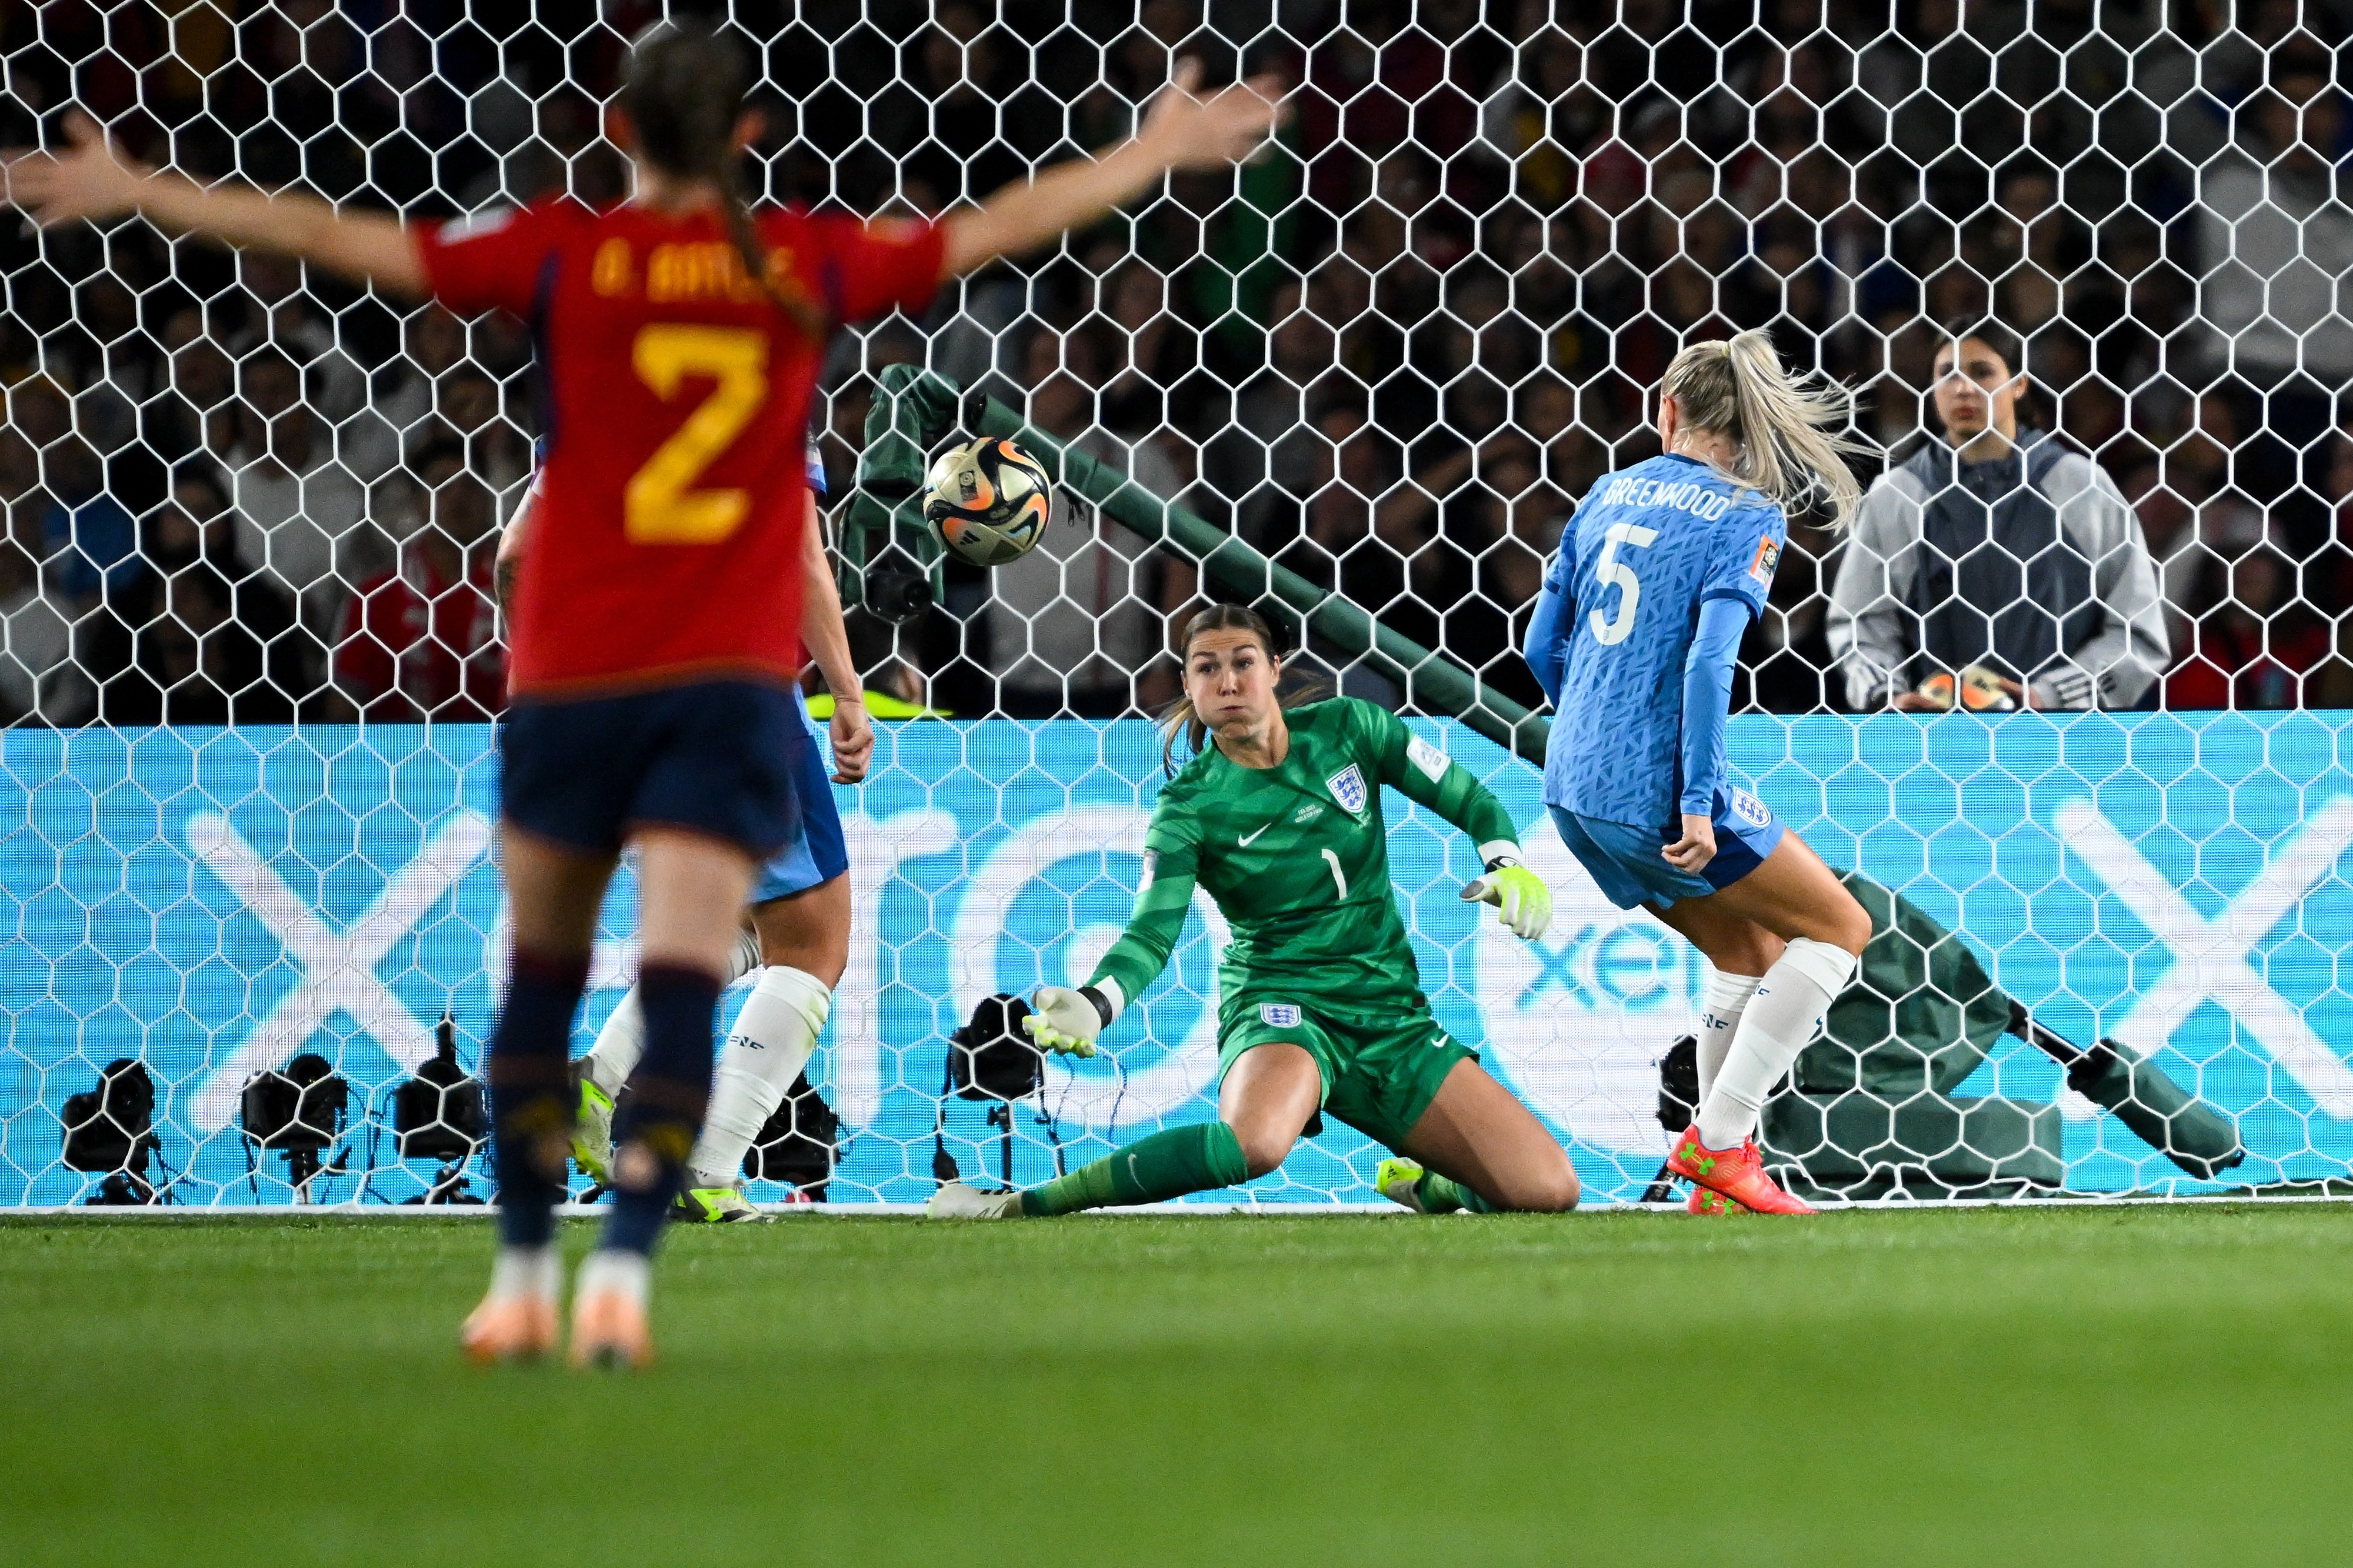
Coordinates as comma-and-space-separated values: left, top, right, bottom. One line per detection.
3, 0, 2351, 726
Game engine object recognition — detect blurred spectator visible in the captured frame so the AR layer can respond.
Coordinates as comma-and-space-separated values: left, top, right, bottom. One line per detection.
2192, 64, 2353, 403
2165, 544, 2330, 709
220, 351, 378, 640
1830, 319, 2167, 711
0, 511, 91, 725
331, 446, 506, 722
37, 434, 142, 605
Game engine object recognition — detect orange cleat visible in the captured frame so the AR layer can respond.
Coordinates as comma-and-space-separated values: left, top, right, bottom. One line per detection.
568, 1287, 653, 1371
461, 1293, 559, 1365
1688, 1183, 1747, 1216
1665, 1130, 1815, 1215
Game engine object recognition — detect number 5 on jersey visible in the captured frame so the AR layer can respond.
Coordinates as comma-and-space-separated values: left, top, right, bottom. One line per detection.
626, 325, 769, 544
1589, 522, 1658, 646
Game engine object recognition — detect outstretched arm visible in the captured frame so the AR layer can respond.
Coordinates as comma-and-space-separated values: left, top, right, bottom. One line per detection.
1026, 830, 1201, 1056
4, 112, 424, 296
797, 493, 872, 784
941, 60, 1284, 278
1362, 703, 1552, 941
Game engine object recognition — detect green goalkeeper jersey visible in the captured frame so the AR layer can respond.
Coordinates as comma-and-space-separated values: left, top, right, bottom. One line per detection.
1089, 698, 1522, 1014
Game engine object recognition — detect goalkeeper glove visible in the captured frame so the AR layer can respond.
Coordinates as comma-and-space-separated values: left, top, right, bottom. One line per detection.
1024, 984, 1116, 1057
1461, 858, 1553, 940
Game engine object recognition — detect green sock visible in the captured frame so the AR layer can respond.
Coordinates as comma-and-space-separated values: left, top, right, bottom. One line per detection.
1020, 1123, 1250, 1216
1414, 1169, 1497, 1215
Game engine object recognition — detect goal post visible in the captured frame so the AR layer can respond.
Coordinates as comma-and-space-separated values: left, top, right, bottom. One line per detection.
839, 363, 1552, 760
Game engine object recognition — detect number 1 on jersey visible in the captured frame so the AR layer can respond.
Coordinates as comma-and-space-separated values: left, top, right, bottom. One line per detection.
1321, 848, 1348, 900
626, 325, 769, 545
1589, 522, 1658, 646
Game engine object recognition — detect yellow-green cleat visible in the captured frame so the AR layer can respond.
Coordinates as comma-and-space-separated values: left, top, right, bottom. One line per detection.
1374, 1157, 1431, 1212
568, 1064, 615, 1185
672, 1182, 765, 1223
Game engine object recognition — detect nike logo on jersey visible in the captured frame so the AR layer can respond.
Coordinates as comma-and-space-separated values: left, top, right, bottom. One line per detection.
1238, 823, 1272, 846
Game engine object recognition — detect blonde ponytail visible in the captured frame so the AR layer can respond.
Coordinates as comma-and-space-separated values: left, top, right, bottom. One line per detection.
1662, 329, 1869, 528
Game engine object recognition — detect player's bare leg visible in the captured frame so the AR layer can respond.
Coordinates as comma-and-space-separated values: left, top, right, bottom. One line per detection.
467, 826, 616, 1363
569, 829, 756, 1369
1379, 1060, 1579, 1214
1649, 830, 1869, 1216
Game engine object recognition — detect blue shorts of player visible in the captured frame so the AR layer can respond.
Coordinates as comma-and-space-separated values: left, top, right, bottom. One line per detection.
500, 680, 804, 858
1548, 787, 1786, 911
749, 686, 850, 904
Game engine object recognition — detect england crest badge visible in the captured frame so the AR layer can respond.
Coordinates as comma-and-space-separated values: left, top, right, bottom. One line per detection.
1325, 763, 1367, 815
1260, 1003, 1302, 1027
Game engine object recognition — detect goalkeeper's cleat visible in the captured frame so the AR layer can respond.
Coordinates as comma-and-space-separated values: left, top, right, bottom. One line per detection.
568, 1286, 652, 1371
1374, 1156, 1431, 1212
926, 1180, 1024, 1219
672, 1182, 764, 1224
569, 1062, 614, 1184
460, 1293, 558, 1365
1665, 1130, 1814, 1216
1688, 1184, 1746, 1216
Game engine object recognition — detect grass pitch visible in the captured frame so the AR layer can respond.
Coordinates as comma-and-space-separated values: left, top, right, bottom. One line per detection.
1, 1206, 2345, 1567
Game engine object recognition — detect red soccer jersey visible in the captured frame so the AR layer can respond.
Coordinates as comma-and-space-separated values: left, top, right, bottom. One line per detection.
415, 200, 942, 697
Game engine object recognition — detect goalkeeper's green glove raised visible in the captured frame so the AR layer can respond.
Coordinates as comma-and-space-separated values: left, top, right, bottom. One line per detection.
1024, 983, 1119, 1057
1460, 858, 1553, 940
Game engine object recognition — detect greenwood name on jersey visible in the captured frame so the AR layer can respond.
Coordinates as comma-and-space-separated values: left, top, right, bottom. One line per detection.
1540, 453, 1788, 829
1088, 699, 1520, 1014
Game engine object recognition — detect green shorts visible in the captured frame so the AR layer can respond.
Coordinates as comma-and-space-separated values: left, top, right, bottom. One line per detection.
1216, 991, 1475, 1153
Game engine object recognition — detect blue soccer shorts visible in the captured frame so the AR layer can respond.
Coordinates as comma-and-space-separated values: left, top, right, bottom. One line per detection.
749, 686, 850, 904
1548, 786, 1785, 911
499, 680, 803, 860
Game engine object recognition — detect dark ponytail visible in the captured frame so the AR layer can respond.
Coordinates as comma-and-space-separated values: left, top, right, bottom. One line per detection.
619, 19, 819, 335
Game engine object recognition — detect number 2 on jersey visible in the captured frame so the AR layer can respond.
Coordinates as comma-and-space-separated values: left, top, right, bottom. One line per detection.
1588, 522, 1658, 646
626, 325, 769, 545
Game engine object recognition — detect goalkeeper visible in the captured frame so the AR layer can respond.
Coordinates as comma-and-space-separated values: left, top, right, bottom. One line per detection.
929, 605, 1579, 1219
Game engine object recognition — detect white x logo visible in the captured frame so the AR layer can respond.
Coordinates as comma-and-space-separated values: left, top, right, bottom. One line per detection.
186, 809, 494, 1132
2054, 796, 2353, 1116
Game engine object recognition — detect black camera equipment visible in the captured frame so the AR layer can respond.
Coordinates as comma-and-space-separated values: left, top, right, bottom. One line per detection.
744, 1069, 845, 1200
238, 1051, 350, 1202
863, 545, 934, 623
60, 1057, 174, 1205
1638, 1034, 1701, 1205
387, 1013, 487, 1205
931, 993, 1064, 1191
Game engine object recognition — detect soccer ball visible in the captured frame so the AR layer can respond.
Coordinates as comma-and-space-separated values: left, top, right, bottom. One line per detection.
924, 437, 1051, 567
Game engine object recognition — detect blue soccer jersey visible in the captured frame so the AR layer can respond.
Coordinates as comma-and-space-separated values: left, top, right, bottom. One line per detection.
1527, 453, 1787, 829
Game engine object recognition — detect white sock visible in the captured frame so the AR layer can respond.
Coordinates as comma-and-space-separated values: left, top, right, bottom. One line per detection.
686, 965, 832, 1189
1695, 969, 1762, 1103
582, 992, 643, 1098
575, 1248, 650, 1308
489, 1245, 559, 1303
584, 928, 762, 1098
1694, 938, 1857, 1151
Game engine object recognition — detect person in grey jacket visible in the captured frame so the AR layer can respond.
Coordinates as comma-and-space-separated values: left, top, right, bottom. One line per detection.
1828, 319, 2168, 712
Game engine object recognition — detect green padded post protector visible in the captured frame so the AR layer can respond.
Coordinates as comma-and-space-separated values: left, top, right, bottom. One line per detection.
1800, 871, 2014, 1099
2065, 1040, 2245, 1180
1772, 870, 2057, 1197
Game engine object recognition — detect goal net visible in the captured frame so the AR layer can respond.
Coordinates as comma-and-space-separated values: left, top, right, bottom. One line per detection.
2, 3, 2348, 1207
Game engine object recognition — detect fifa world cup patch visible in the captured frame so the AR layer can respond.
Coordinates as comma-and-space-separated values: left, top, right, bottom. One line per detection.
1325, 764, 1368, 815
1748, 535, 1781, 586
1259, 1003, 1302, 1027
1405, 734, 1451, 783
1729, 788, 1771, 829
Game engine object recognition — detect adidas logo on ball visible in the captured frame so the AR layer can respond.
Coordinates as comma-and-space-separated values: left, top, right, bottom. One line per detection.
924, 436, 1053, 568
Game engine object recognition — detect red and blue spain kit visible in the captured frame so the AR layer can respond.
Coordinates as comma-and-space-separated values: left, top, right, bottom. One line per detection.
414, 199, 940, 853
